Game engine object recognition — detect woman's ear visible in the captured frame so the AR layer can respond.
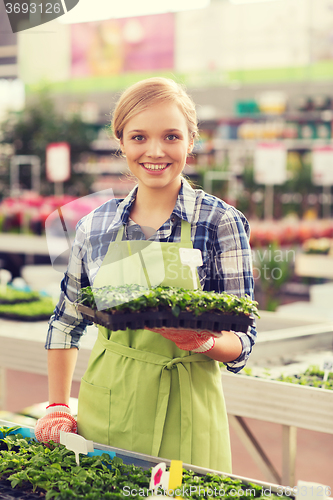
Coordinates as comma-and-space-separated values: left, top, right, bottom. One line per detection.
187, 136, 194, 155
119, 138, 125, 156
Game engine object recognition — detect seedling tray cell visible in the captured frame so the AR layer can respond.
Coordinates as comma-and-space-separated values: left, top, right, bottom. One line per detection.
77, 304, 254, 334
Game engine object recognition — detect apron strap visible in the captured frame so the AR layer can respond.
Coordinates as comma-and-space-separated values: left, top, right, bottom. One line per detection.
151, 359, 193, 462
115, 225, 125, 243
180, 219, 192, 244
97, 330, 209, 365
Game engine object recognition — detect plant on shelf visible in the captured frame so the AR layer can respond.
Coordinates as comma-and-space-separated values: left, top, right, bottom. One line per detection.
0, 296, 55, 321
243, 365, 333, 391
0, 428, 288, 500
253, 242, 293, 311
0, 287, 40, 304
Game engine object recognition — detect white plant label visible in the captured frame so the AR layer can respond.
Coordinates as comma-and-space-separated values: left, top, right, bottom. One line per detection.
254, 142, 287, 185
321, 357, 333, 382
179, 248, 203, 289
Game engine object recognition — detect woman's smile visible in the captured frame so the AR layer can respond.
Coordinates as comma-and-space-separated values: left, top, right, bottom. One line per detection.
141, 162, 170, 172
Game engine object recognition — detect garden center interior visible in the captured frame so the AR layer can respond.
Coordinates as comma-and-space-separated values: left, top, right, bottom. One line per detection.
0, 0, 333, 496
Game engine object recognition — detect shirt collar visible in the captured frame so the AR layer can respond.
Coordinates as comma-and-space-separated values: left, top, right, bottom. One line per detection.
106, 184, 138, 232
106, 177, 196, 232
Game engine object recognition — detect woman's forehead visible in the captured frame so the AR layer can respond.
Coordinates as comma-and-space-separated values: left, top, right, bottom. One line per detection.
124, 102, 189, 131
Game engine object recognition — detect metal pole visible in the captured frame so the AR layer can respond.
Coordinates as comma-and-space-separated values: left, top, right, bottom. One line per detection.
10, 157, 19, 196
55, 181, 64, 196
322, 185, 331, 219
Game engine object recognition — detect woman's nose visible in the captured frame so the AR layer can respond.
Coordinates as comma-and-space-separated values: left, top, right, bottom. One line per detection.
146, 140, 164, 157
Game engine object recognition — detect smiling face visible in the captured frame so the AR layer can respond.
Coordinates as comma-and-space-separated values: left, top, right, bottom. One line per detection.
120, 101, 194, 194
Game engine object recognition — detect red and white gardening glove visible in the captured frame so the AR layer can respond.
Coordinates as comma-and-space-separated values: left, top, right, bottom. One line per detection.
35, 404, 77, 443
149, 327, 215, 353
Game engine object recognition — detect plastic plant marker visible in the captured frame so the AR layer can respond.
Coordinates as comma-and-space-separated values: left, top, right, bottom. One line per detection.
179, 248, 203, 289
322, 357, 333, 382
168, 460, 183, 499
149, 462, 169, 494
296, 480, 331, 500
60, 431, 94, 465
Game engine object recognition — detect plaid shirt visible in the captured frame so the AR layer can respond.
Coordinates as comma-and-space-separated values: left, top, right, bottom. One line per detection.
46, 178, 256, 373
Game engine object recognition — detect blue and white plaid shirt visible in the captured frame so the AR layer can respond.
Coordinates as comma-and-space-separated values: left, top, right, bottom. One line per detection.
46, 178, 256, 373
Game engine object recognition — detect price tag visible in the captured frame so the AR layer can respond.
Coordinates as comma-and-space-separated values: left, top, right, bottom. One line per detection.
321, 357, 333, 382
169, 460, 183, 499
254, 142, 287, 185
149, 461, 183, 498
312, 146, 333, 186
149, 462, 169, 494
46, 142, 71, 183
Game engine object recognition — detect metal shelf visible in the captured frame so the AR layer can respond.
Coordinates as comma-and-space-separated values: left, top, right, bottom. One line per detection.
0, 418, 294, 496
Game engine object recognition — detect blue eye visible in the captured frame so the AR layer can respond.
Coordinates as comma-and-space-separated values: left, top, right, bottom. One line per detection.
132, 135, 145, 141
166, 134, 179, 141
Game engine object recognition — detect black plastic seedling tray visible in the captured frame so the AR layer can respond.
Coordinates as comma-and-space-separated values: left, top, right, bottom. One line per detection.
77, 304, 254, 334
0, 481, 42, 500
0, 313, 51, 322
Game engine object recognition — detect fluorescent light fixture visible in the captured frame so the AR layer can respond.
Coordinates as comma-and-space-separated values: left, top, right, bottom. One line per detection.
58, 0, 210, 23
229, 0, 280, 3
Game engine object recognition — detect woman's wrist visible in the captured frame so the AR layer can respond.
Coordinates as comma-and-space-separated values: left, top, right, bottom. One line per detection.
46, 403, 69, 409
204, 331, 242, 363
45, 403, 71, 415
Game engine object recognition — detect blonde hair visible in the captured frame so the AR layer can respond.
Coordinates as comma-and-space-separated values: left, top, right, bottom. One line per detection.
112, 77, 198, 142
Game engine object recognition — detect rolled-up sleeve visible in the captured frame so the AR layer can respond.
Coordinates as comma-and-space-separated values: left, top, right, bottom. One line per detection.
213, 207, 256, 373
45, 222, 92, 350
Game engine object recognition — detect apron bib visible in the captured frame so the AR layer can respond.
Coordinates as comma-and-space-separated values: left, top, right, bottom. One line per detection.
77, 220, 232, 472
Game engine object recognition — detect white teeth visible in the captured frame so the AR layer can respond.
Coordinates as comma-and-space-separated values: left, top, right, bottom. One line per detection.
143, 163, 168, 171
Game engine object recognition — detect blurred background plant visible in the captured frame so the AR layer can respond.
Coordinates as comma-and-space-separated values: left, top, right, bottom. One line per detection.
0, 88, 96, 199
253, 242, 294, 311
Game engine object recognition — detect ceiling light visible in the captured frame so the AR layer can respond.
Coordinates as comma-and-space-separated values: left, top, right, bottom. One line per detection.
58, 0, 210, 24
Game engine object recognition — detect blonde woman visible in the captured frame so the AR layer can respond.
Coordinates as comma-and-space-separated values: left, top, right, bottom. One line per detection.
36, 77, 256, 473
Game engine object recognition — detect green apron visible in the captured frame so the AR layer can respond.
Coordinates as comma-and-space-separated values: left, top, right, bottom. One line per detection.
77, 220, 232, 472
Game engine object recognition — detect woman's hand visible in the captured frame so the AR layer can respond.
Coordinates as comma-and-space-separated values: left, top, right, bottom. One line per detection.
148, 327, 215, 353
35, 404, 77, 443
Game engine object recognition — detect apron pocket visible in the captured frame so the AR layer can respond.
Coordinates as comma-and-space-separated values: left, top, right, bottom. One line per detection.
77, 378, 111, 445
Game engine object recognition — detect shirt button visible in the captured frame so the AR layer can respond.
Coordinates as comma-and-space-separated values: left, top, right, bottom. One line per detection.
171, 217, 175, 222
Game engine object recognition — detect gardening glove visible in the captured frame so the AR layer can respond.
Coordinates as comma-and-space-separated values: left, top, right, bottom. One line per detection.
35, 404, 77, 444
148, 327, 215, 353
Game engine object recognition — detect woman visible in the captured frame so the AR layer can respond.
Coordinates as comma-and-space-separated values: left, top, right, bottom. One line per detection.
35, 77, 256, 473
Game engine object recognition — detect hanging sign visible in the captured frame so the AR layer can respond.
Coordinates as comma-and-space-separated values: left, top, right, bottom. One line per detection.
312, 146, 333, 186
46, 142, 71, 183
254, 142, 287, 185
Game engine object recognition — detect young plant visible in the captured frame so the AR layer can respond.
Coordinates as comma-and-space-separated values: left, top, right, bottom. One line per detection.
0, 430, 289, 500
77, 285, 260, 319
